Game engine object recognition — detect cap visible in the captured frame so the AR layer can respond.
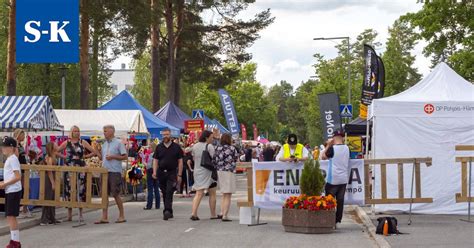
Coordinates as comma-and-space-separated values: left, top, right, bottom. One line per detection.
1, 136, 17, 148
333, 129, 345, 137
287, 134, 298, 145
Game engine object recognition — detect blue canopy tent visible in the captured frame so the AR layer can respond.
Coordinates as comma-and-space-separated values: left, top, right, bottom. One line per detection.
154, 101, 191, 131
99, 90, 179, 138
0, 96, 62, 130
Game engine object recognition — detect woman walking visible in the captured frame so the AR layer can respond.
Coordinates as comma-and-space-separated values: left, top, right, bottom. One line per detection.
213, 133, 239, 221
40, 142, 60, 226
190, 130, 218, 220
144, 143, 160, 210
57, 126, 98, 224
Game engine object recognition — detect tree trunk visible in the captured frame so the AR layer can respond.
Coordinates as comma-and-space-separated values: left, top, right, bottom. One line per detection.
6, 0, 16, 96
80, 0, 90, 109
91, 19, 100, 109
150, 0, 160, 112
174, 0, 184, 106
165, 0, 175, 103
42, 64, 50, 96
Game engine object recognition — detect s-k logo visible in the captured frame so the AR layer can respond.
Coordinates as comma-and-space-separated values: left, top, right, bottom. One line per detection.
16, 0, 79, 63
424, 104, 435, 114
24, 21, 72, 43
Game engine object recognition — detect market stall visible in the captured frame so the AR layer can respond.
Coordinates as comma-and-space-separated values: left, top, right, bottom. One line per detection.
0, 95, 63, 210
155, 101, 191, 131
50, 109, 148, 137
369, 62, 474, 214
99, 90, 179, 138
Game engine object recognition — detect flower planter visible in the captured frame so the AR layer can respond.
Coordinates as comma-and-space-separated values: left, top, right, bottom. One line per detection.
282, 208, 336, 234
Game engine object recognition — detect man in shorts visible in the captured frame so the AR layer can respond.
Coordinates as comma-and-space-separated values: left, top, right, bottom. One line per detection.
1, 136, 23, 248
95, 125, 127, 224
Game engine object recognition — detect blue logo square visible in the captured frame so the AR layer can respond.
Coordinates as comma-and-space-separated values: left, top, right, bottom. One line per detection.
16, 0, 79, 63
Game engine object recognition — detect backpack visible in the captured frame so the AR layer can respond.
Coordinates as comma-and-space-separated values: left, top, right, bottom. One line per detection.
376, 217, 401, 235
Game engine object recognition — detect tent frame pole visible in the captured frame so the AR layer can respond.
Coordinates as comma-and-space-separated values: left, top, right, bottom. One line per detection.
461, 158, 473, 223
408, 161, 416, 225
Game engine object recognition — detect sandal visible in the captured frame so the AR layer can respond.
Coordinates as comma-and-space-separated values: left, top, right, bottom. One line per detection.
222, 218, 232, 222
190, 216, 200, 221
210, 215, 222, 220
115, 219, 127, 223
94, 220, 109, 224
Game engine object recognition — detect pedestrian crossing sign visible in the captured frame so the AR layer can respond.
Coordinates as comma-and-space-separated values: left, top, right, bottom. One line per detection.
340, 104, 353, 118
192, 109, 204, 119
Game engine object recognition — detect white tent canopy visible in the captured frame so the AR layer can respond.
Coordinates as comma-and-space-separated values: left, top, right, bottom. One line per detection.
370, 62, 474, 214
46, 110, 148, 137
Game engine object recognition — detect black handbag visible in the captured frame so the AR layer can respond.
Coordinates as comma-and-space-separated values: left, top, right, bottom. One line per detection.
201, 144, 218, 181
201, 144, 214, 171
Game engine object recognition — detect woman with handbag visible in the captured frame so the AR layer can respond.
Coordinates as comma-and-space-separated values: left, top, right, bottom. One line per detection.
190, 130, 218, 221
213, 133, 239, 221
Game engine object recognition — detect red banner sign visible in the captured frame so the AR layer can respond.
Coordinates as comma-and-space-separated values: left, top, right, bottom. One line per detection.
184, 119, 204, 133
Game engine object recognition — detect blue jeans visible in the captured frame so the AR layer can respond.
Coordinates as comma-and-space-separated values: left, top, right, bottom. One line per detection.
146, 168, 160, 209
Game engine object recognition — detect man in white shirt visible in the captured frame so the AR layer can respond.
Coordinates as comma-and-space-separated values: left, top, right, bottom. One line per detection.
1, 136, 23, 248
321, 130, 351, 224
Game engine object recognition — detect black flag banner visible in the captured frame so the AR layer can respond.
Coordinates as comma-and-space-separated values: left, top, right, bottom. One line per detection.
318, 93, 343, 141
359, 44, 383, 119
376, 55, 385, 99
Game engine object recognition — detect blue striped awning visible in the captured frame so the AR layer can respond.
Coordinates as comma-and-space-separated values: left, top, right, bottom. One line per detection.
0, 96, 62, 130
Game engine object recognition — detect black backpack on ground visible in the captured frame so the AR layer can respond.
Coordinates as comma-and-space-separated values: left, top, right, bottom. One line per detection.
376, 217, 402, 235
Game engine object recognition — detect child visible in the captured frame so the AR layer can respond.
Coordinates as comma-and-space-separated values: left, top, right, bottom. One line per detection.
1, 136, 23, 248
40, 142, 60, 226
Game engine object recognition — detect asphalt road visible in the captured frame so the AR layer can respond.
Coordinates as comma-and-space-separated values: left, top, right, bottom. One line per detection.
0, 174, 377, 248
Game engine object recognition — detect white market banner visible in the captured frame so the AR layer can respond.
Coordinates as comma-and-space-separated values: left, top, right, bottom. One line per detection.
252, 160, 364, 210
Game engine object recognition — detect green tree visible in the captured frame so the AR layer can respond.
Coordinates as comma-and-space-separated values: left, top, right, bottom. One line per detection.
402, 1, 473, 81
300, 159, 325, 196
267, 81, 293, 124
382, 19, 421, 97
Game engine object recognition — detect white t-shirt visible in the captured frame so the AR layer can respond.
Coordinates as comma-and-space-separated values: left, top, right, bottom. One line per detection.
325, 144, 351, 185
4, 155, 22, 194
276, 145, 309, 161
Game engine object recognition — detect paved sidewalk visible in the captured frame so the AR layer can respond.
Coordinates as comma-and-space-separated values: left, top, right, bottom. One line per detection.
357, 206, 474, 248
0, 174, 377, 248
0, 195, 133, 236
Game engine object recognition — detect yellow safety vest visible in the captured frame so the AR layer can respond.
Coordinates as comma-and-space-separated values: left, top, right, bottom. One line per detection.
283, 144, 304, 159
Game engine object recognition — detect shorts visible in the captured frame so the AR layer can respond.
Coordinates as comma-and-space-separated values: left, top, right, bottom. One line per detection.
107, 172, 123, 197
5, 191, 22, 217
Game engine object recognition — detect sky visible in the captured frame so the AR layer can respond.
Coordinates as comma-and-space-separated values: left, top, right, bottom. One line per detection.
111, 0, 432, 89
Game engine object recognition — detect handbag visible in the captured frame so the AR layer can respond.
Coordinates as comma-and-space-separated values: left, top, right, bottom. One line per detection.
201, 144, 218, 181
201, 144, 214, 171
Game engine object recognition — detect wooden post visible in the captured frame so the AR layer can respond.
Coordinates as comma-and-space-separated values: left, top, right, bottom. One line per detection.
70, 172, 77, 204
39, 170, 46, 201
101, 172, 109, 209
415, 162, 421, 198
381, 164, 387, 199
364, 163, 371, 203
462, 161, 468, 198
86, 172, 93, 204
23, 169, 30, 202
397, 163, 404, 198
54, 171, 61, 201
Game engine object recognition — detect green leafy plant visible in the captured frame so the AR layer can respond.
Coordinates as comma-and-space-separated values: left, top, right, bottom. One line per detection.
300, 159, 325, 196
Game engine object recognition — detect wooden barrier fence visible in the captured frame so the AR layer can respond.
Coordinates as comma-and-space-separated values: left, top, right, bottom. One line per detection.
0, 164, 109, 209
455, 145, 474, 203
235, 162, 253, 208
364, 157, 432, 205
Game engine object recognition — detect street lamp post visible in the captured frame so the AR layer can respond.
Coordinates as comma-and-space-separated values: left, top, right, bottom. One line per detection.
60, 65, 68, 109
313, 36, 351, 120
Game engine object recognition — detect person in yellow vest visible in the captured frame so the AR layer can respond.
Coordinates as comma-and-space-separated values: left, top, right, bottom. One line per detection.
277, 134, 309, 162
